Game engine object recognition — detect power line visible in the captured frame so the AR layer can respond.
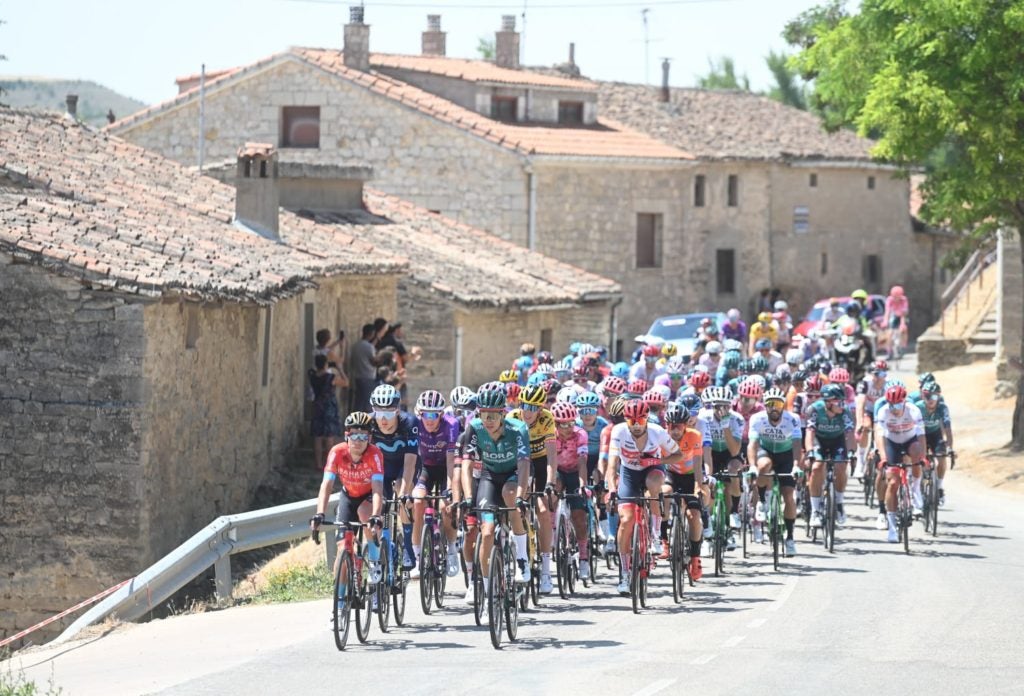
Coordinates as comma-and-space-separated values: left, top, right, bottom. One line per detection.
284, 0, 743, 9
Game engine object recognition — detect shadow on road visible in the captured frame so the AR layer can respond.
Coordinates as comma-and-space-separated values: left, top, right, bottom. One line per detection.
501, 637, 624, 651
359, 638, 473, 651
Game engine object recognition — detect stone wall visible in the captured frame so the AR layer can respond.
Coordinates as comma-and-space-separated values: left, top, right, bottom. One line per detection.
396, 280, 455, 400
0, 257, 147, 641
997, 229, 1022, 383
117, 59, 528, 242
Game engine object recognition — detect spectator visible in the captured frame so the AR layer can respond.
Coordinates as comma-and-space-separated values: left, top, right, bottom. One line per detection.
756, 289, 772, 318
350, 323, 378, 412
372, 317, 390, 347
309, 354, 347, 469
378, 323, 422, 409
314, 328, 345, 369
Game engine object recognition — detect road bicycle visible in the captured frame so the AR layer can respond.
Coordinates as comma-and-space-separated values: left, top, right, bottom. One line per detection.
555, 490, 583, 599
810, 454, 850, 554
457, 502, 487, 627
862, 446, 879, 509
581, 485, 602, 587
417, 492, 451, 615
922, 448, 955, 537
740, 467, 757, 559
794, 467, 811, 539
312, 519, 377, 650
484, 505, 526, 649
617, 494, 660, 613
709, 472, 739, 577
761, 471, 789, 571
378, 494, 409, 631
891, 461, 915, 554
666, 491, 695, 603
520, 491, 546, 610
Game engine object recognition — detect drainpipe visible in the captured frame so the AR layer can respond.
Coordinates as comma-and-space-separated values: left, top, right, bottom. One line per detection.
526, 159, 537, 251
454, 324, 464, 388
609, 296, 625, 361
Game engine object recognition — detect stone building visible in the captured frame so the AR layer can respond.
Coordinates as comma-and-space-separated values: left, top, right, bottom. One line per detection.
106, 12, 694, 355
0, 108, 406, 642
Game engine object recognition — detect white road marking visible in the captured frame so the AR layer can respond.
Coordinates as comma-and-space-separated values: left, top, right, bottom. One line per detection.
767, 576, 798, 612
691, 654, 717, 665
722, 635, 746, 648
629, 678, 677, 696
747, 618, 767, 628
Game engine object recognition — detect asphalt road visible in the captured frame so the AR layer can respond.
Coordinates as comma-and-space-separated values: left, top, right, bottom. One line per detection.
8, 472, 1024, 696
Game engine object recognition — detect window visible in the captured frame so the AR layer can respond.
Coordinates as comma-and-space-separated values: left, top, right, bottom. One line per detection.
557, 101, 584, 125
492, 96, 518, 122
694, 175, 706, 207
540, 328, 553, 353
809, 173, 818, 187
261, 307, 273, 388
863, 254, 882, 286
727, 175, 739, 207
280, 106, 320, 148
820, 252, 828, 276
635, 213, 662, 268
867, 175, 876, 190
793, 206, 810, 234
716, 249, 736, 295
185, 305, 200, 349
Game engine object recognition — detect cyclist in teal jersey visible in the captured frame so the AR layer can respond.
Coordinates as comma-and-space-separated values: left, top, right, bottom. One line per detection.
912, 381, 953, 506
803, 384, 855, 526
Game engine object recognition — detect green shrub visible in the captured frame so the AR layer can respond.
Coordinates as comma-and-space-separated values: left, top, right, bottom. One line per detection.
253, 564, 332, 604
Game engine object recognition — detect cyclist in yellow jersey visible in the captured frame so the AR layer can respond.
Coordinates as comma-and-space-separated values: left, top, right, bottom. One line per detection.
507, 384, 558, 594
748, 312, 778, 356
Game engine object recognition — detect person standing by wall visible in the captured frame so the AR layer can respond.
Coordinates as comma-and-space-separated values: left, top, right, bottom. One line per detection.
309, 354, 347, 469
350, 323, 378, 413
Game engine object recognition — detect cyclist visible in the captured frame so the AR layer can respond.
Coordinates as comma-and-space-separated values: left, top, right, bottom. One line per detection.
875, 384, 926, 542
551, 402, 592, 579
643, 388, 668, 425
578, 391, 611, 542
598, 396, 628, 555
699, 340, 723, 373
413, 389, 461, 578
686, 369, 711, 399
660, 402, 706, 581
606, 400, 683, 596
749, 387, 803, 555
772, 301, 793, 350
312, 412, 384, 583
625, 378, 649, 401
803, 384, 855, 526
697, 386, 745, 539
461, 384, 533, 592
785, 370, 807, 413
828, 367, 856, 409
715, 353, 741, 387
630, 344, 665, 383
655, 356, 688, 400
883, 285, 910, 357
854, 360, 888, 478
369, 384, 419, 571
913, 382, 953, 506
507, 385, 559, 594
748, 312, 778, 356
820, 298, 845, 328
734, 379, 766, 452
720, 308, 748, 345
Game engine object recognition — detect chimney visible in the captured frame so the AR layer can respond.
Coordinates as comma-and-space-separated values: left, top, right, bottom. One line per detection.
235, 143, 280, 240
660, 59, 671, 103
569, 43, 575, 68
65, 94, 79, 120
343, 5, 370, 71
495, 15, 520, 69
422, 14, 446, 56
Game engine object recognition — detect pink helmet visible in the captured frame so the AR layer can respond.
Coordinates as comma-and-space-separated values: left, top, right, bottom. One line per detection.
737, 378, 764, 400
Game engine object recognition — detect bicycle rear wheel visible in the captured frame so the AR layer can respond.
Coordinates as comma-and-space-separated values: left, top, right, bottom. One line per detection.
376, 545, 391, 633
355, 552, 372, 644
392, 529, 408, 626
556, 516, 569, 599
741, 487, 750, 559
630, 521, 643, 614
333, 550, 353, 651
504, 542, 519, 643
713, 497, 726, 577
929, 476, 939, 537
473, 539, 485, 627
433, 530, 447, 609
771, 488, 782, 570
826, 482, 836, 554
670, 514, 683, 604
487, 545, 504, 649
418, 526, 433, 615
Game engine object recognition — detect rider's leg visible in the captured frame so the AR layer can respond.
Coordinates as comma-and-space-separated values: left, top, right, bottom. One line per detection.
809, 459, 824, 515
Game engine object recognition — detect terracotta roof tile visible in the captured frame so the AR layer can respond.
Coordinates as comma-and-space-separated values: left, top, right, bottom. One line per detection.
369, 53, 596, 91
598, 82, 873, 162
0, 107, 406, 303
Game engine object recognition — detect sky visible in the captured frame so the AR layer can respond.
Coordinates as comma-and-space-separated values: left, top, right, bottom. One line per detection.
1, 0, 829, 106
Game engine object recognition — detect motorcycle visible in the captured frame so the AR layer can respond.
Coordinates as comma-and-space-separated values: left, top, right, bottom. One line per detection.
833, 322, 874, 382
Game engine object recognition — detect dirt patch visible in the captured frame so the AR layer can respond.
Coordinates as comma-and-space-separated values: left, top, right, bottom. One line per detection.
234, 539, 326, 599
930, 361, 1024, 493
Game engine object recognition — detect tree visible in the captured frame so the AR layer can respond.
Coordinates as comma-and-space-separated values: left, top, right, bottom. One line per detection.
765, 51, 807, 110
793, 0, 1024, 449
696, 56, 750, 91
476, 37, 495, 60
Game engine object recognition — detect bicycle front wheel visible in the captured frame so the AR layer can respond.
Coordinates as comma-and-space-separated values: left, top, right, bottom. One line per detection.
504, 541, 519, 643
556, 516, 569, 599
670, 514, 684, 603
929, 478, 939, 537
630, 521, 643, 614
377, 544, 391, 633
333, 550, 353, 651
355, 553, 372, 644
826, 483, 836, 554
419, 526, 433, 615
433, 534, 447, 610
392, 528, 408, 626
488, 545, 504, 649
473, 538, 485, 627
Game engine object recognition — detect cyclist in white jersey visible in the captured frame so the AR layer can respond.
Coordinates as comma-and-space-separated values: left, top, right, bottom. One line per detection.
748, 388, 803, 555
854, 360, 888, 478
874, 384, 926, 543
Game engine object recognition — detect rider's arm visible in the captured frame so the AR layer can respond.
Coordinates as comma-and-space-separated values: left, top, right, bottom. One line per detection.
370, 476, 384, 518
315, 473, 335, 520
516, 457, 530, 500
746, 430, 759, 465
545, 439, 558, 487
401, 452, 417, 497
446, 449, 458, 503
606, 453, 620, 491
723, 419, 741, 457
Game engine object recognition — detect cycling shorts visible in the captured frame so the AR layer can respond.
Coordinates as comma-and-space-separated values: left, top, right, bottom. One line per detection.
557, 470, 586, 511
415, 465, 448, 495
531, 455, 550, 493
814, 439, 846, 463
757, 450, 796, 490
711, 448, 743, 475
665, 471, 701, 510
925, 430, 946, 454
586, 452, 600, 481
335, 489, 371, 530
477, 467, 518, 511
883, 438, 916, 468
617, 463, 665, 502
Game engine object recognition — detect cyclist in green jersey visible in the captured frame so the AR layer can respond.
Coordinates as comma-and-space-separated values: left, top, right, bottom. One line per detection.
803, 384, 855, 526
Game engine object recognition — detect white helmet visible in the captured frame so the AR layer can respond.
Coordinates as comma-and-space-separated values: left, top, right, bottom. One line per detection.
706, 341, 723, 355
774, 300, 788, 311
415, 389, 445, 413
652, 384, 672, 402
785, 348, 803, 365
727, 308, 741, 321
775, 364, 792, 379
701, 385, 732, 406
556, 386, 578, 404
723, 339, 744, 353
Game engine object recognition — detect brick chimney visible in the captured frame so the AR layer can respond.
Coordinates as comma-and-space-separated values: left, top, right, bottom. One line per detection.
65, 94, 79, 120
422, 14, 446, 56
344, 5, 370, 71
660, 59, 671, 103
495, 15, 520, 69
235, 143, 280, 240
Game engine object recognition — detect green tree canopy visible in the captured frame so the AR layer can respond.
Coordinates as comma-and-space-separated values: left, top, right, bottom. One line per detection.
765, 50, 806, 110
696, 56, 751, 91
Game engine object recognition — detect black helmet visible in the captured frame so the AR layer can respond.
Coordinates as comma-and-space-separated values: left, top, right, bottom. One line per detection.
345, 411, 374, 429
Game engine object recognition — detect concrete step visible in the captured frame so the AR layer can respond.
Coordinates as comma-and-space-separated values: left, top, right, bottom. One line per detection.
966, 343, 997, 356
971, 331, 998, 343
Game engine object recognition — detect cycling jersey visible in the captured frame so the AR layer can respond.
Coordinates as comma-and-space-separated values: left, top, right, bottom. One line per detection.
608, 422, 680, 471
463, 416, 530, 474
628, 362, 665, 383
372, 413, 419, 481
806, 401, 854, 441
324, 443, 385, 497
749, 322, 778, 346
876, 402, 924, 443
417, 413, 459, 467
554, 426, 589, 473
731, 399, 765, 441
912, 398, 951, 433
856, 377, 886, 411
720, 321, 747, 343
749, 411, 802, 454
667, 427, 706, 475
507, 407, 556, 460
582, 416, 609, 458
699, 354, 721, 373
696, 408, 745, 452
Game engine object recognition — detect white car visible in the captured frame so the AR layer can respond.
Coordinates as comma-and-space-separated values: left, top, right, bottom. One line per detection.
635, 312, 727, 359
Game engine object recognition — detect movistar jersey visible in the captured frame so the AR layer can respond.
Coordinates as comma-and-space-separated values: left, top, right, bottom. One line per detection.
371, 412, 419, 481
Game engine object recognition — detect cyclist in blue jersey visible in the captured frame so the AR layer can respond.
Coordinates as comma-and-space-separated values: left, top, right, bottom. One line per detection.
370, 384, 420, 571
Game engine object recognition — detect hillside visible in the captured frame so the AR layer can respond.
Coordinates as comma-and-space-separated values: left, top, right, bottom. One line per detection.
0, 77, 146, 127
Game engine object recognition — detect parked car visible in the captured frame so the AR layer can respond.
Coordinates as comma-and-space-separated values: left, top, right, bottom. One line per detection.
635, 312, 727, 359
792, 295, 886, 339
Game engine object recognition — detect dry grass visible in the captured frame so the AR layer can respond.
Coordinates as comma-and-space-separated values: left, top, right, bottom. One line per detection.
235, 539, 329, 601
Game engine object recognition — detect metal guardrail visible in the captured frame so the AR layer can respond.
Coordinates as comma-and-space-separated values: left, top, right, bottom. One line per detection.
52, 493, 339, 645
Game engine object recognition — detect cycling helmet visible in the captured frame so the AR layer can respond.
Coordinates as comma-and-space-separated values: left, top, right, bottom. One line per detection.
477, 384, 507, 410
846, 300, 862, 314
678, 393, 703, 416
544, 379, 563, 399
785, 348, 803, 366
556, 386, 579, 404
661, 343, 678, 358
576, 392, 601, 409
885, 377, 906, 389
706, 341, 723, 355
415, 389, 446, 413
519, 384, 548, 407
626, 378, 649, 396
370, 384, 400, 409
534, 363, 553, 376
792, 370, 808, 383
506, 383, 521, 401
450, 386, 476, 410
885, 384, 908, 404
606, 396, 627, 418
821, 384, 844, 401
722, 354, 741, 370
702, 386, 732, 406
750, 355, 769, 373
705, 324, 720, 336
750, 374, 767, 390
571, 364, 589, 380
666, 356, 686, 374
642, 344, 661, 358
643, 389, 667, 407
498, 369, 519, 384
754, 338, 773, 351
611, 362, 630, 379
345, 411, 374, 429
737, 359, 752, 375
520, 342, 536, 356
871, 360, 889, 373
890, 285, 904, 297
568, 342, 582, 356
727, 308, 741, 321
723, 339, 743, 353
689, 371, 711, 389
663, 402, 688, 425
775, 364, 792, 379
851, 288, 868, 302
536, 350, 553, 365
578, 343, 595, 357
601, 376, 627, 396
553, 358, 573, 376
738, 378, 764, 400
818, 359, 833, 374
527, 372, 547, 387
917, 372, 935, 386
921, 381, 942, 395
757, 312, 772, 324
551, 401, 578, 423
623, 400, 650, 421
805, 374, 825, 392
774, 300, 788, 311
829, 367, 850, 384
764, 387, 787, 404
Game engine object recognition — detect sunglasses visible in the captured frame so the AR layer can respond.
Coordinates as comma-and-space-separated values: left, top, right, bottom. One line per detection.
520, 403, 540, 412
373, 409, 397, 418
669, 373, 683, 380
480, 410, 504, 421
556, 421, 574, 428
876, 371, 888, 378
578, 407, 598, 416
766, 400, 785, 408
347, 432, 370, 442
421, 411, 441, 420
625, 416, 648, 427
